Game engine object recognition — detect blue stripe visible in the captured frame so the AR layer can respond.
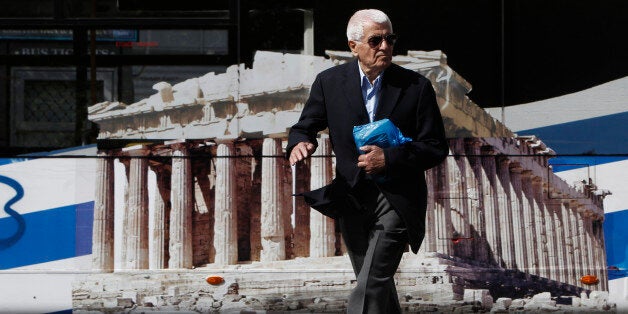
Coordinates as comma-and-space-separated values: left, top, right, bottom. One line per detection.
519, 111, 628, 156
75, 202, 94, 256
0, 202, 93, 269
47, 310, 72, 314
549, 156, 627, 172
604, 209, 628, 280
0, 158, 29, 166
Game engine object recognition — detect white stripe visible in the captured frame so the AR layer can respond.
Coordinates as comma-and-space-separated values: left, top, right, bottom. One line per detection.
0, 272, 82, 312
554, 159, 628, 214
485, 76, 628, 131
609, 277, 628, 311
6, 255, 92, 272
0, 158, 96, 218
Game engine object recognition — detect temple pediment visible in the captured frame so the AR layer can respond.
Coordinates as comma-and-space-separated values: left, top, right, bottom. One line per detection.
88, 50, 512, 141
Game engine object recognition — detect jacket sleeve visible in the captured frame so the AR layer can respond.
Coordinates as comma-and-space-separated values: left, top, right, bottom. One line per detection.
286, 74, 329, 159
383, 79, 449, 174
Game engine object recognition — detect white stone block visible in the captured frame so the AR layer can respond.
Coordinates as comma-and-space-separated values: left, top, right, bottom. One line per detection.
495, 297, 512, 308
540, 303, 559, 311
463, 289, 493, 308
173, 78, 202, 98
589, 290, 608, 302
153, 82, 174, 103
122, 291, 138, 303
214, 278, 237, 297
147, 94, 164, 112
240, 113, 273, 135
532, 292, 552, 302
117, 298, 134, 308
170, 95, 196, 108
88, 101, 110, 114
463, 289, 487, 302
523, 302, 542, 310
581, 297, 600, 308
510, 299, 525, 308
168, 286, 180, 297
483, 294, 494, 308
142, 295, 159, 306
103, 298, 118, 308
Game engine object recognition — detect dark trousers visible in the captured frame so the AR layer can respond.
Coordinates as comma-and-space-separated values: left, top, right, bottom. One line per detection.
339, 180, 408, 314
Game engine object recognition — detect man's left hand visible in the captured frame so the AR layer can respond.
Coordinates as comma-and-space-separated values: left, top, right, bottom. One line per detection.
357, 145, 386, 174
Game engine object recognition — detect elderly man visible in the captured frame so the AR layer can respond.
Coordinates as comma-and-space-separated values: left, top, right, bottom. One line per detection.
287, 9, 448, 313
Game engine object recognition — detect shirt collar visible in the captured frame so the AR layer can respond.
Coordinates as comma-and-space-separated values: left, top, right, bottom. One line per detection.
358, 62, 384, 88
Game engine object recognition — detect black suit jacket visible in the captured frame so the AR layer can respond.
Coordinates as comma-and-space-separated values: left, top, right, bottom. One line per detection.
287, 59, 448, 253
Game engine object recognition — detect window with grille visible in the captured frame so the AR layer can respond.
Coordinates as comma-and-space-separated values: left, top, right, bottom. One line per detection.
11, 67, 115, 148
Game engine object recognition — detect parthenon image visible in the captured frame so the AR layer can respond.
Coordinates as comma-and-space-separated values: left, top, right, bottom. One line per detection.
74, 50, 610, 312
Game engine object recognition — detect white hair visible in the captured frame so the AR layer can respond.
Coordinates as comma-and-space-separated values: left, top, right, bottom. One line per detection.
346, 9, 393, 41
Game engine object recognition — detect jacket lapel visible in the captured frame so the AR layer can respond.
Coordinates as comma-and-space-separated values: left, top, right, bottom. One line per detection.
343, 60, 370, 124
375, 65, 401, 120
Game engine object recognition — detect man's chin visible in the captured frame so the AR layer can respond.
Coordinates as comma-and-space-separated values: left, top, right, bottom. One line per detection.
378, 56, 392, 64
378, 61, 392, 70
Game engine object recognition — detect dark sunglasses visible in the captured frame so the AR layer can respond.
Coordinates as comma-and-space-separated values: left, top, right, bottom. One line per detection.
366, 34, 397, 48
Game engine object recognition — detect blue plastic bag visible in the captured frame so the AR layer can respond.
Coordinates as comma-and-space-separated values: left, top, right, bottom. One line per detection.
352, 118, 412, 153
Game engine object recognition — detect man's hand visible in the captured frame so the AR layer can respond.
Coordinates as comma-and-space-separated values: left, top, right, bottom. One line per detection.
289, 141, 316, 165
357, 145, 386, 174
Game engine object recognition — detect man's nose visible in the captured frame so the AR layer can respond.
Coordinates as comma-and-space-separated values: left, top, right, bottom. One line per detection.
379, 39, 392, 50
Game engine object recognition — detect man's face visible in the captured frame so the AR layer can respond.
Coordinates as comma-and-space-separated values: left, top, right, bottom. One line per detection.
349, 22, 394, 75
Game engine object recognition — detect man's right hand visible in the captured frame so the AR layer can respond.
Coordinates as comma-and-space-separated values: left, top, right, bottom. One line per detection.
289, 142, 315, 165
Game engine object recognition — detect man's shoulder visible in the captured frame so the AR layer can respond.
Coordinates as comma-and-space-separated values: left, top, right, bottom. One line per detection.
386, 63, 430, 87
317, 60, 355, 79
388, 63, 426, 80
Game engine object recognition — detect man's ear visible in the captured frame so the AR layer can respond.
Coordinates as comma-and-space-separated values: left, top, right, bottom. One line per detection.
348, 40, 358, 56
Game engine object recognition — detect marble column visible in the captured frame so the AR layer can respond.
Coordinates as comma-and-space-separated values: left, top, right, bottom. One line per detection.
576, 206, 590, 287
423, 168, 437, 253
520, 170, 539, 275
92, 152, 115, 272
446, 145, 470, 259
168, 142, 193, 269
292, 160, 310, 258
238, 143, 260, 262
496, 157, 516, 270
547, 199, 566, 283
449, 139, 472, 259
480, 146, 502, 267
582, 214, 595, 278
592, 218, 602, 289
561, 200, 577, 286
214, 143, 238, 265
466, 139, 487, 263
531, 176, 550, 279
541, 188, 560, 282
434, 161, 453, 256
569, 201, 584, 287
260, 138, 285, 261
121, 146, 150, 269
593, 218, 608, 290
149, 165, 170, 270
113, 158, 129, 271
309, 137, 335, 257
509, 163, 527, 271
593, 216, 605, 290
